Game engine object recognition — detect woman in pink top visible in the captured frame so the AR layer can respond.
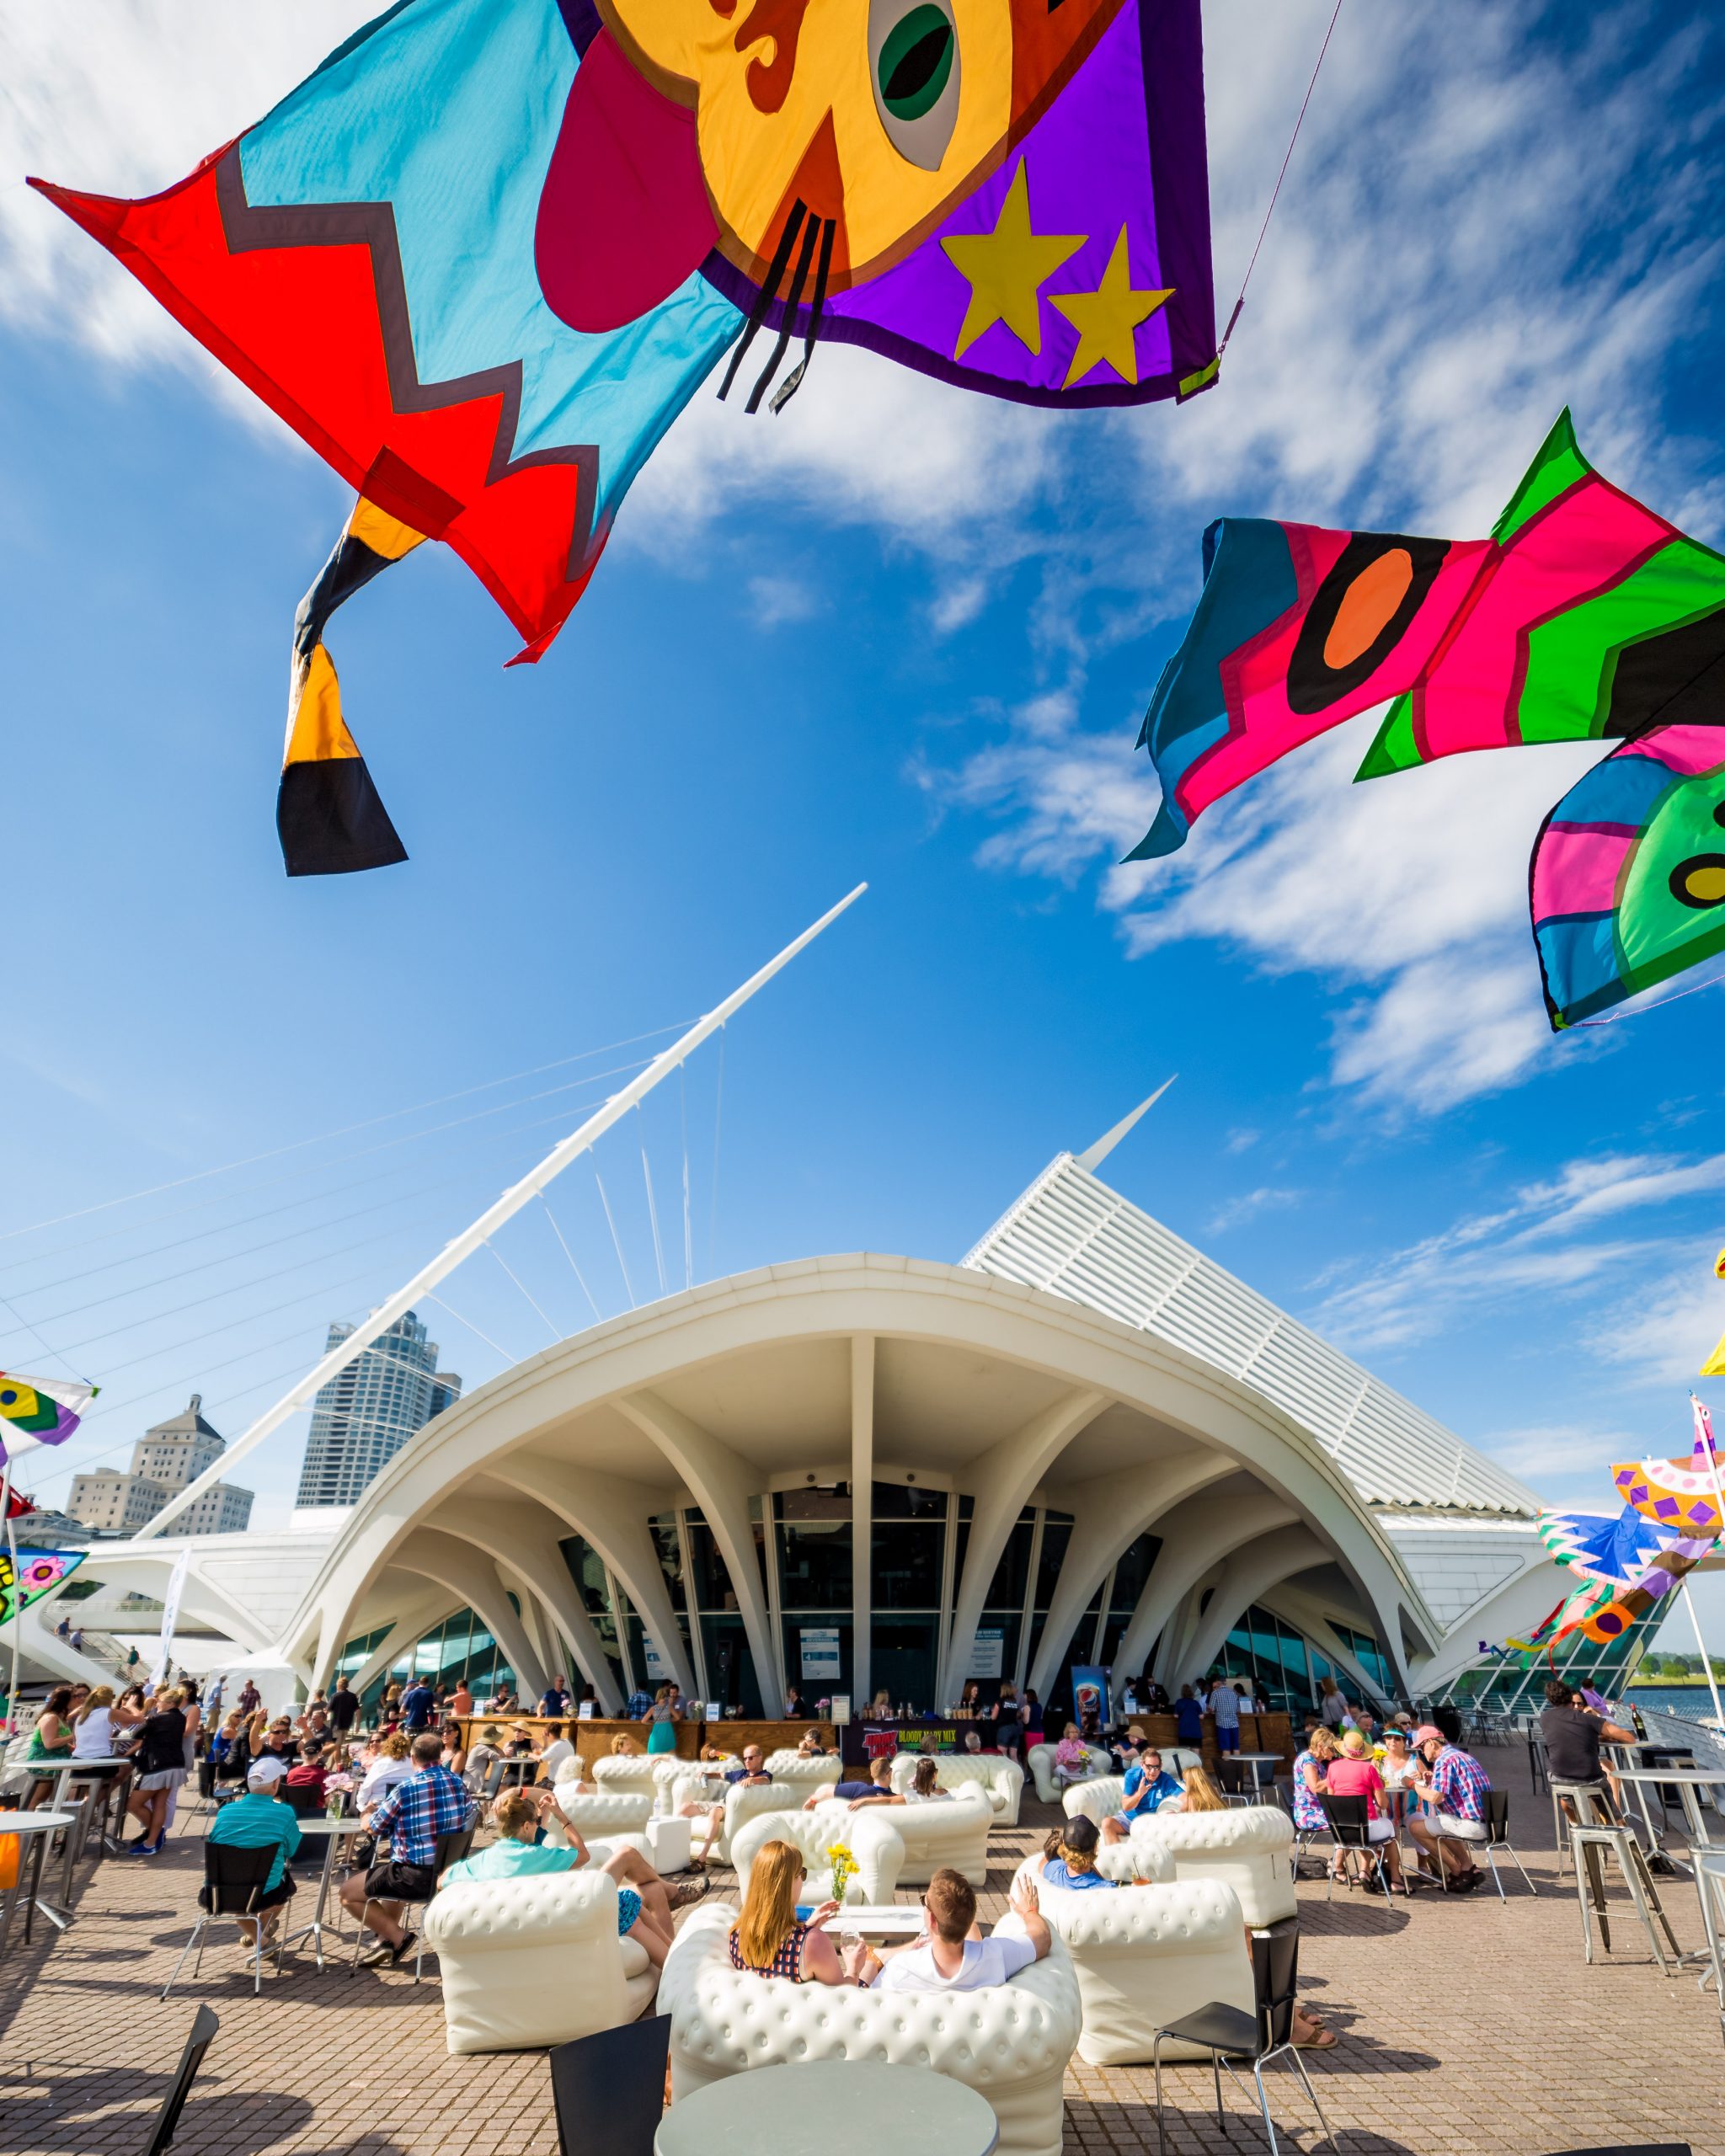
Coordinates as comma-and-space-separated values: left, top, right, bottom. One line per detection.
1324, 1732, 1410, 1895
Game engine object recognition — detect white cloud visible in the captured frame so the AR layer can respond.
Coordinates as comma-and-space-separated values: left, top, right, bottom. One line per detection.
745, 574, 821, 629
1596, 1266, 1725, 1389
1476, 1423, 1643, 1492
1205, 1186, 1301, 1235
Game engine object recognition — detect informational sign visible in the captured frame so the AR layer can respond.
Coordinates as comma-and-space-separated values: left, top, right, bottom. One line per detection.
642, 1636, 668, 1677
970, 1629, 1004, 1679
829, 1694, 851, 1726
1070, 1663, 1110, 1727
577, 1700, 595, 1719
800, 1625, 842, 1680
704, 1700, 723, 1722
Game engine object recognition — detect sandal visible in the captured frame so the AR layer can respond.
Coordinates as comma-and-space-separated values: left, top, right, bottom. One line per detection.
1295, 2027, 1338, 2051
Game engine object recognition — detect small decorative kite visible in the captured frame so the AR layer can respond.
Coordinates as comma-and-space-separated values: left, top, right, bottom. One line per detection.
0, 1370, 96, 1471
1129, 409, 1725, 1029
0, 1550, 88, 1630
32, 0, 1216, 874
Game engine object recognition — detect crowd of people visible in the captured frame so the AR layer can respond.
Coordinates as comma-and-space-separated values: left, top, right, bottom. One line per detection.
1290, 1709, 1496, 1893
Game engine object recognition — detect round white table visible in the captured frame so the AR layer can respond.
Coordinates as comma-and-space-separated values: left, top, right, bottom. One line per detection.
655, 2062, 997, 2156
0, 1811, 79, 1960
280, 1814, 365, 1967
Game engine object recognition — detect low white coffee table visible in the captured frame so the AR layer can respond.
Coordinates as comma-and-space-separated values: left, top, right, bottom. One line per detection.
648, 1814, 693, 1872
832, 1903, 927, 1936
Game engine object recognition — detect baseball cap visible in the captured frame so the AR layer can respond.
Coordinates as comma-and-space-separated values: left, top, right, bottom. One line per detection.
248, 1758, 287, 1787
1413, 1725, 1445, 1747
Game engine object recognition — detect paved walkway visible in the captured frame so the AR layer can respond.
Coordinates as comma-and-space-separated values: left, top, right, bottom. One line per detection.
4, 1742, 1724, 2155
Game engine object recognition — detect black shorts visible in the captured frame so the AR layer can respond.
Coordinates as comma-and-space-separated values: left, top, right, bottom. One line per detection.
364, 1860, 436, 1902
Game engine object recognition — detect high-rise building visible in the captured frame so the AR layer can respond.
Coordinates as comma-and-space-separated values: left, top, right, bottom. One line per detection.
67, 1395, 254, 1537
294, 1310, 462, 1508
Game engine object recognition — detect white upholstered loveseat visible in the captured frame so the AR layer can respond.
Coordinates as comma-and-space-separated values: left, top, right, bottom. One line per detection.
1058, 1761, 1200, 1830
1026, 1741, 1113, 1804
764, 1749, 844, 1785
1093, 1806, 1297, 1929
422, 1872, 657, 2054
729, 1805, 905, 1905
654, 1754, 738, 1806
1017, 1863, 1255, 2065
889, 1751, 1025, 1824
549, 1787, 654, 1865
659, 1903, 1081, 2156
871, 1782, 996, 1886
661, 1769, 804, 1862
590, 1752, 660, 1803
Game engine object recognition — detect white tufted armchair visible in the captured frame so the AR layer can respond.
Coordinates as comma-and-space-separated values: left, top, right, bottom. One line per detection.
655, 1754, 738, 1811
423, 1872, 658, 2054
876, 1782, 996, 1887
659, 1903, 1081, 2156
591, 1752, 660, 1803
889, 1753, 1026, 1825
729, 1805, 905, 1906
1107, 1806, 1298, 1929
662, 1770, 805, 1863
550, 1786, 654, 1864
1025, 1742, 1113, 1805
764, 1750, 844, 1785
1027, 1870, 1257, 2067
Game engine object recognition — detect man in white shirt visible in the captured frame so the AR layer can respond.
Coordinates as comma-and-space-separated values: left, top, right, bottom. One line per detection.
850, 1869, 1049, 1993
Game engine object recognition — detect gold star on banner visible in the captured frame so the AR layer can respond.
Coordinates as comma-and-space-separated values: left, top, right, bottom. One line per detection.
942, 161, 1086, 360
1050, 227, 1173, 389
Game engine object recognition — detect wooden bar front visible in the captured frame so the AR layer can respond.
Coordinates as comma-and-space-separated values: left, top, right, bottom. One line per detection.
452, 1716, 835, 1761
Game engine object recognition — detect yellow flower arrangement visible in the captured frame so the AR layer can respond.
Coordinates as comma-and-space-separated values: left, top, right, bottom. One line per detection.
826, 1842, 858, 1904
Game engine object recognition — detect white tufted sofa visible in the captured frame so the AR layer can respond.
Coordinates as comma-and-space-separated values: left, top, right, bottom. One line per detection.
1025, 1869, 1256, 2066
423, 1872, 657, 2054
876, 1782, 996, 1887
660, 1903, 1081, 2156
1026, 1742, 1113, 1804
662, 1770, 804, 1863
655, 1755, 739, 1809
1103, 1806, 1297, 1929
1058, 1759, 1201, 1830
551, 1787, 654, 1861
764, 1750, 843, 1782
591, 1752, 660, 1803
889, 1752, 1026, 1825
729, 1805, 905, 1906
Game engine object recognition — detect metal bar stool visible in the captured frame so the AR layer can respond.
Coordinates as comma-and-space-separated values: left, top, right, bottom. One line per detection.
1558, 1780, 1681, 1972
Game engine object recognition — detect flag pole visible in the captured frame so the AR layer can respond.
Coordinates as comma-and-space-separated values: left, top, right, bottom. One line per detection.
2, 1460, 19, 1736
136, 883, 868, 1540
1687, 1393, 1725, 1731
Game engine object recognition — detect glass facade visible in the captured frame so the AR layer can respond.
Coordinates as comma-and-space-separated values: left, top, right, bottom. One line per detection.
1440, 1608, 1657, 1716
336, 1493, 1406, 1722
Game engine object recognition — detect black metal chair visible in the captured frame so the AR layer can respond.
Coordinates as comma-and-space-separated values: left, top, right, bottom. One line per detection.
1318, 1791, 1391, 1901
348, 1824, 475, 1981
549, 2014, 672, 2156
163, 1842, 283, 1999
1471, 1788, 1535, 1902
1151, 1919, 1341, 2155
139, 2004, 218, 2156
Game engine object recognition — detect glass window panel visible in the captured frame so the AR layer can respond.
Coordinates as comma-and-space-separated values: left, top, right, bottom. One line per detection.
1035, 1518, 1073, 1609
686, 1524, 741, 1613
775, 1508, 853, 1611
872, 1617, 940, 1712
984, 1518, 1034, 1611
783, 1618, 852, 1705
699, 1615, 764, 1719
560, 1535, 612, 1618
872, 1521, 944, 1609
650, 1514, 688, 1616
872, 1481, 947, 1522
1108, 1534, 1161, 1616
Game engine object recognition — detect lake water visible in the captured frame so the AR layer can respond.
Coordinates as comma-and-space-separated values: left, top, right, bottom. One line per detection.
1624, 1684, 1723, 1724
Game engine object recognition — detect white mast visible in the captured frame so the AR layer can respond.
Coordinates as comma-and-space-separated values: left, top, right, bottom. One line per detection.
138, 883, 868, 1540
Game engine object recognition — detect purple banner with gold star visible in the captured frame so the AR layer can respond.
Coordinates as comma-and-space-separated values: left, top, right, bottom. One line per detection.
704, 0, 1215, 410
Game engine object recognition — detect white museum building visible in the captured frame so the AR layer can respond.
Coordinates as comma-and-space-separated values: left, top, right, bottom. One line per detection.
19, 1121, 1635, 1725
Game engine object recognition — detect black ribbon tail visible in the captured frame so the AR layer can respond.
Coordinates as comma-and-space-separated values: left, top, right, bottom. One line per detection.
717, 203, 806, 403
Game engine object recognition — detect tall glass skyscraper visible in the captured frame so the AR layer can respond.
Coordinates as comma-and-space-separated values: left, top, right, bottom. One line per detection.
294, 1310, 462, 1508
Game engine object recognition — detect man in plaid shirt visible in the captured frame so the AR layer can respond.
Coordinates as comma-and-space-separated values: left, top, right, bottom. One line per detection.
339, 1732, 475, 1966
1406, 1726, 1490, 1892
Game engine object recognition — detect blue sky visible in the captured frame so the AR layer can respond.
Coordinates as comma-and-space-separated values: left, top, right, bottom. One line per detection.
4, 2, 1725, 1637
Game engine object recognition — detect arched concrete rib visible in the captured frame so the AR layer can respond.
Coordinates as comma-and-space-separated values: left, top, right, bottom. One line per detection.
339, 1576, 462, 1700
424, 1494, 626, 1713
1176, 1524, 1329, 1678
937, 1389, 1108, 1706
393, 1528, 549, 1702
1028, 1454, 1237, 1699
1112, 1487, 1300, 1683
617, 1390, 781, 1715
489, 1454, 697, 1701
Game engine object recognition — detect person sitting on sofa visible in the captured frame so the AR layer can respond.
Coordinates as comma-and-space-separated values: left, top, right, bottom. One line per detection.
820, 1754, 894, 1809
445, 1787, 693, 1967
1102, 1744, 1183, 1842
727, 1838, 849, 1983
797, 1728, 829, 1758
852, 1868, 1049, 1993
859, 1755, 951, 1806
1173, 1763, 1228, 1812
1040, 1815, 1118, 1890
1052, 1723, 1090, 1790
681, 1743, 772, 1865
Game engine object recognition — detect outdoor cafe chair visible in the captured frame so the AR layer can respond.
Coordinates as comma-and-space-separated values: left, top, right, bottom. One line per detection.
1317, 1792, 1392, 1902
1694, 1849, 1725, 2049
1151, 1918, 1340, 2156
348, 1825, 474, 1982
1467, 1790, 1535, 1902
549, 2013, 671, 2156
140, 2004, 218, 2156
163, 1843, 284, 1999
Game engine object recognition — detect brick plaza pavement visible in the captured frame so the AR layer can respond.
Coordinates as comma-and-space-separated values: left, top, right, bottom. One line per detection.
3, 1739, 1724, 2156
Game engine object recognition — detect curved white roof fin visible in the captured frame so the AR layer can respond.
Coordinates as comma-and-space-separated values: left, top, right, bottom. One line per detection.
1076, 1075, 1177, 1174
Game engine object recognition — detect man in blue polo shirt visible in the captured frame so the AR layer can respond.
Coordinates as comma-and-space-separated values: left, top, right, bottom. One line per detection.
1102, 1746, 1183, 1843
207, 1758, 302, 1945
